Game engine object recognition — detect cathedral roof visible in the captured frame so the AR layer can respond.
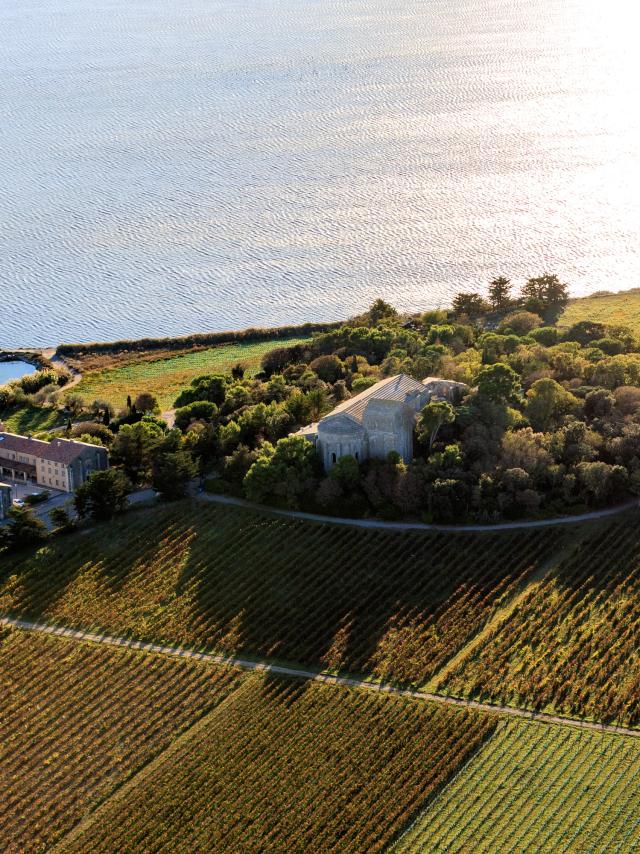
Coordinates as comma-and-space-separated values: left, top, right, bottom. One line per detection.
321, 374, 426, 426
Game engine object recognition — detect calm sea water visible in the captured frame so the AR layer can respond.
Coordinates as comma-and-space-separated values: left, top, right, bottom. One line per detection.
1, 0, 639, 348
0, 361, 36, 384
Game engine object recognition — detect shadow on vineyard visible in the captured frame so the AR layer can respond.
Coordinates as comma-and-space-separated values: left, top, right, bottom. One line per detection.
1, 503, 559, 687
441, 513, 640, 725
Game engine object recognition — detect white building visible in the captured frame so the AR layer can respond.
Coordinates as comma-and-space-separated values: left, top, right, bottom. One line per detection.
297, 374, 467, 471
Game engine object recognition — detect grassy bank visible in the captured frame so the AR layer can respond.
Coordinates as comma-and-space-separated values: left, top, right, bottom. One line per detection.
69, 337, 311, 411
557, 288, 640, 335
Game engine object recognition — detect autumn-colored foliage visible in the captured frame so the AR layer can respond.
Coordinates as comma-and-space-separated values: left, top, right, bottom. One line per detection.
441, 516, 640, 724
0, 502, 554, 685
0, 628, 242, 852
65, 676, 496, 853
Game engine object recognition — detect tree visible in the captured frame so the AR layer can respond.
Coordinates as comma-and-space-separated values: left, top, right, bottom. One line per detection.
488, 277, 512, 311
174, 400, 218, 432
330, 455, 361, 489
475, 363, 521, 404
365, 298, 398, 326
501, 428, 551, 471
243, 435, 320, 509
261, 344, 305, 376
74, 469, 132, 520
584, 388, 615, 420
305, 387, 329, 422
430, 478, 469, 523
111, 419, 165, 482
65, 393, 85, 415
174, 374, 227, 408
1, 507, 48, 550
452, 292, 489, 318
417, 400, 456, 452
525, 378, 579, 431
614, 386, 640, 416
152, 449, 197, 499
576, 462, 629, 505
498, 310, 543, 335
134, 392, 160, 414
309, 355, 344, 383
521, 274, 569, 314
49, 505, 75, 533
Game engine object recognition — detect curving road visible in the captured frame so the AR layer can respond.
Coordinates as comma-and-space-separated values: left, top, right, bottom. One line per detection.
198, 491, 640, 533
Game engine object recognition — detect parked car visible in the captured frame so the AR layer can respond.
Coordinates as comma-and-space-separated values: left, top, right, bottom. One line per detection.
12, 498, 25, 508
25, 491, 51, 505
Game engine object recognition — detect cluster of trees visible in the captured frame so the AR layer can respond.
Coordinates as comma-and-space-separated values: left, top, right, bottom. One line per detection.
186, 283, 640, 522
5, 276, 640, 537
0, 366, 71, 412
451, 273, 569, 319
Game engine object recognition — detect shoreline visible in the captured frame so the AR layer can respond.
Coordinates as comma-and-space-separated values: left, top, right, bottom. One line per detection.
2, 285, 639, 356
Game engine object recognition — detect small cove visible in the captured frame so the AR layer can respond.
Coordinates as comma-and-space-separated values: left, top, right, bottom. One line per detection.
0, 360, 37, 384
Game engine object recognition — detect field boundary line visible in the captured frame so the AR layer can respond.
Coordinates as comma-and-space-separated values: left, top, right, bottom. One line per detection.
50, 681, 247, 853
198, 492, 640, 533
425, 536, 582, 692
3, 614, 640, 740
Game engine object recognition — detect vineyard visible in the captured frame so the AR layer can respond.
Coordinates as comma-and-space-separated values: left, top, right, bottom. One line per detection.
0, 628, 243, 852
62, 675, 496, 853
393, 718, 640, 852
0, 502, 556, 686
441, 518, 640, 724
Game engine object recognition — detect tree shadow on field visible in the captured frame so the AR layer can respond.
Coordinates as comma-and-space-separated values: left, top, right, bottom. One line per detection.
259, 670, 312, 707
186, 508, 558, 687
0, 508, 191, 622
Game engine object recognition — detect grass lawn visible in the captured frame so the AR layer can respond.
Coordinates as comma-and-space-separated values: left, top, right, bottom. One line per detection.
557, 288, 640, 336
1, 404, 65, 435
69, 337, 311, 411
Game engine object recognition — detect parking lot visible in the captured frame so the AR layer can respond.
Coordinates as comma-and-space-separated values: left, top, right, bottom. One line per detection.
0, 477, 73, 526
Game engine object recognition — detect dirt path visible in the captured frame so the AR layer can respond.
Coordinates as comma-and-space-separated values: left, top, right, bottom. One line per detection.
199, 491, 640, 533
2, 614, 638, 740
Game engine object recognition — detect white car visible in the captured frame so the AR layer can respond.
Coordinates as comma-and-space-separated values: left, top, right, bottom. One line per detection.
12, 498, 25, 508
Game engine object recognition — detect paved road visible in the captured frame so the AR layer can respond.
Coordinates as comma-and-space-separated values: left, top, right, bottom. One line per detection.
199, 491, 640, 533
1, 614, 637, 739
1, 486, 157, 529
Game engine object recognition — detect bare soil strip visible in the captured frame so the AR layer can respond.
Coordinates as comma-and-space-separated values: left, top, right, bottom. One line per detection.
2, 614, 638, 740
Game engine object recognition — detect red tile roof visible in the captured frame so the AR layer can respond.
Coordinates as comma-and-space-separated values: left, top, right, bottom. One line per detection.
0, 433, 95, 465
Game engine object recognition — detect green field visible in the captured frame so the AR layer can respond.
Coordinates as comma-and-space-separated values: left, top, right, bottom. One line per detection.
69, 337, 310, 411
558, 288, 640, 336
1, 403, 65, 435
394, 718, 640, 852
0, 501, 555, 686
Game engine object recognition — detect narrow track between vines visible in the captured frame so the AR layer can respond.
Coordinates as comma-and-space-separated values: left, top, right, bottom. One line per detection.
2, 614, 638, 739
